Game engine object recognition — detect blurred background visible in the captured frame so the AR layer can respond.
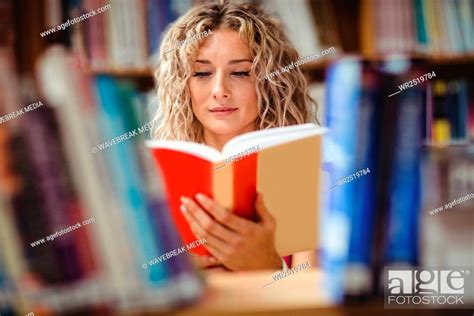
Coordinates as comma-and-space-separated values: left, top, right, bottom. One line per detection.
0, 0, 473, 315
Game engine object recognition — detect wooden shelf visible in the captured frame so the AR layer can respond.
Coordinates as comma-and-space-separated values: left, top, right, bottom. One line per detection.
85, 67, 154, 77
423, 141, 474, 148
302, 54, 474, 69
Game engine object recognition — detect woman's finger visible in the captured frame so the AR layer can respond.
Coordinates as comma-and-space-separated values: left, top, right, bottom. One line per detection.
194, 193, 251, 232
181, 204, 234, 252
203, 240, 232, 264
181, 196, 239, 242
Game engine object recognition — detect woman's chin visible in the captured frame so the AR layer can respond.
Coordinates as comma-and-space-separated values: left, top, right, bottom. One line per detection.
202, 119, 257, 138
204, 121, 238, 134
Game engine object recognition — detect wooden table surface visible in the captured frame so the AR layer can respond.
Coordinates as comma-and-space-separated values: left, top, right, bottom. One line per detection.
135, 270, 459, 316
136, 269, 335, 316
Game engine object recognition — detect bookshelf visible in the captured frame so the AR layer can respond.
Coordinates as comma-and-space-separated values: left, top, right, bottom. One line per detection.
10, 0, 466, 86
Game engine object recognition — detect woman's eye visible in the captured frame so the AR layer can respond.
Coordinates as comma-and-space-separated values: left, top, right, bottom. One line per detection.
192, 72, 211, 77
232, 71, 250, 77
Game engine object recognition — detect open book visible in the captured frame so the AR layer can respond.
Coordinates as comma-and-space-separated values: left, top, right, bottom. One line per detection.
146, 123, 326, 256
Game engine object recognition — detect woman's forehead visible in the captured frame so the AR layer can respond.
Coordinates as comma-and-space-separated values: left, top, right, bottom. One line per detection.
195, 29, 251, 60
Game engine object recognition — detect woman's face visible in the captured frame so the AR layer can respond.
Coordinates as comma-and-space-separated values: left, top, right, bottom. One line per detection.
189, 28, 259, 140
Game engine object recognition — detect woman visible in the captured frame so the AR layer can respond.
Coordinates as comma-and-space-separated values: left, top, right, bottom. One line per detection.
153, 1, 319, 271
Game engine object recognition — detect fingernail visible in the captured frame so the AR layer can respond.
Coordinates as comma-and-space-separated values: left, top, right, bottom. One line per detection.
180, 196, 187, 203
180, 204, 187, 214
195, 193, 205, 202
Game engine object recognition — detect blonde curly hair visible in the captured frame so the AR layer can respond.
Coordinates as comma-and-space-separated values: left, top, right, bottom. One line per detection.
152, 0, 318, 142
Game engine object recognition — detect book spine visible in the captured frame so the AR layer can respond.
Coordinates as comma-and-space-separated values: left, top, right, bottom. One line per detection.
94, 75, 170, 289
469, 82, 474, 140
360, 0, 375, 55
20, 104, 83, 284
267, 0, 320, 56
414, 0, 429, 53
86, 0, 108, 69
435, 0, 451, 54
432, 81, 451, 145
0, 257, 15, 315
147, 0, 159, 56
458, 0, 474, 51
0, 194, 29, 314
375, 0, 389, 53
68, 200, 97, 278
404, 0, 417, 53
322, 58, 362, 303
423, 0, 440, 55
454, 81, 468, 140
146, 199, 204, 307
425, 81, 433, 142
105, 0, 125, 67
135, 0, 148, 67
383, 75, 424, 267
344, 68, 380, 297
444, 0, 464, 54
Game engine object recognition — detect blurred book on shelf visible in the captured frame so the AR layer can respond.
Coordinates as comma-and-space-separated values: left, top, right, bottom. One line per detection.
361, 0, 474, 57
0, 215, 19, 316
261, 0, 343, 60
321, 57, 473, 306
427, 79, 472, 146
421, 144, 474, 268
43, 0, 194, 71
261, 0, 321, 57
308, 82, 325, 124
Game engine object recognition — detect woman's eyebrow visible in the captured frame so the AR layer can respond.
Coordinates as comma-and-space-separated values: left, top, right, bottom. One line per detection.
228, 59, 253, 64
195, 59, 253, 64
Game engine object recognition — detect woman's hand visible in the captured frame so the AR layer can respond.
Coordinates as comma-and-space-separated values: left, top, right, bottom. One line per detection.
180, 193, 282, 271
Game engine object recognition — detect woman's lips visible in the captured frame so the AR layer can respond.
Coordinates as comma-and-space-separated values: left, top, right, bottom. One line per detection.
209, 107, 238, 117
